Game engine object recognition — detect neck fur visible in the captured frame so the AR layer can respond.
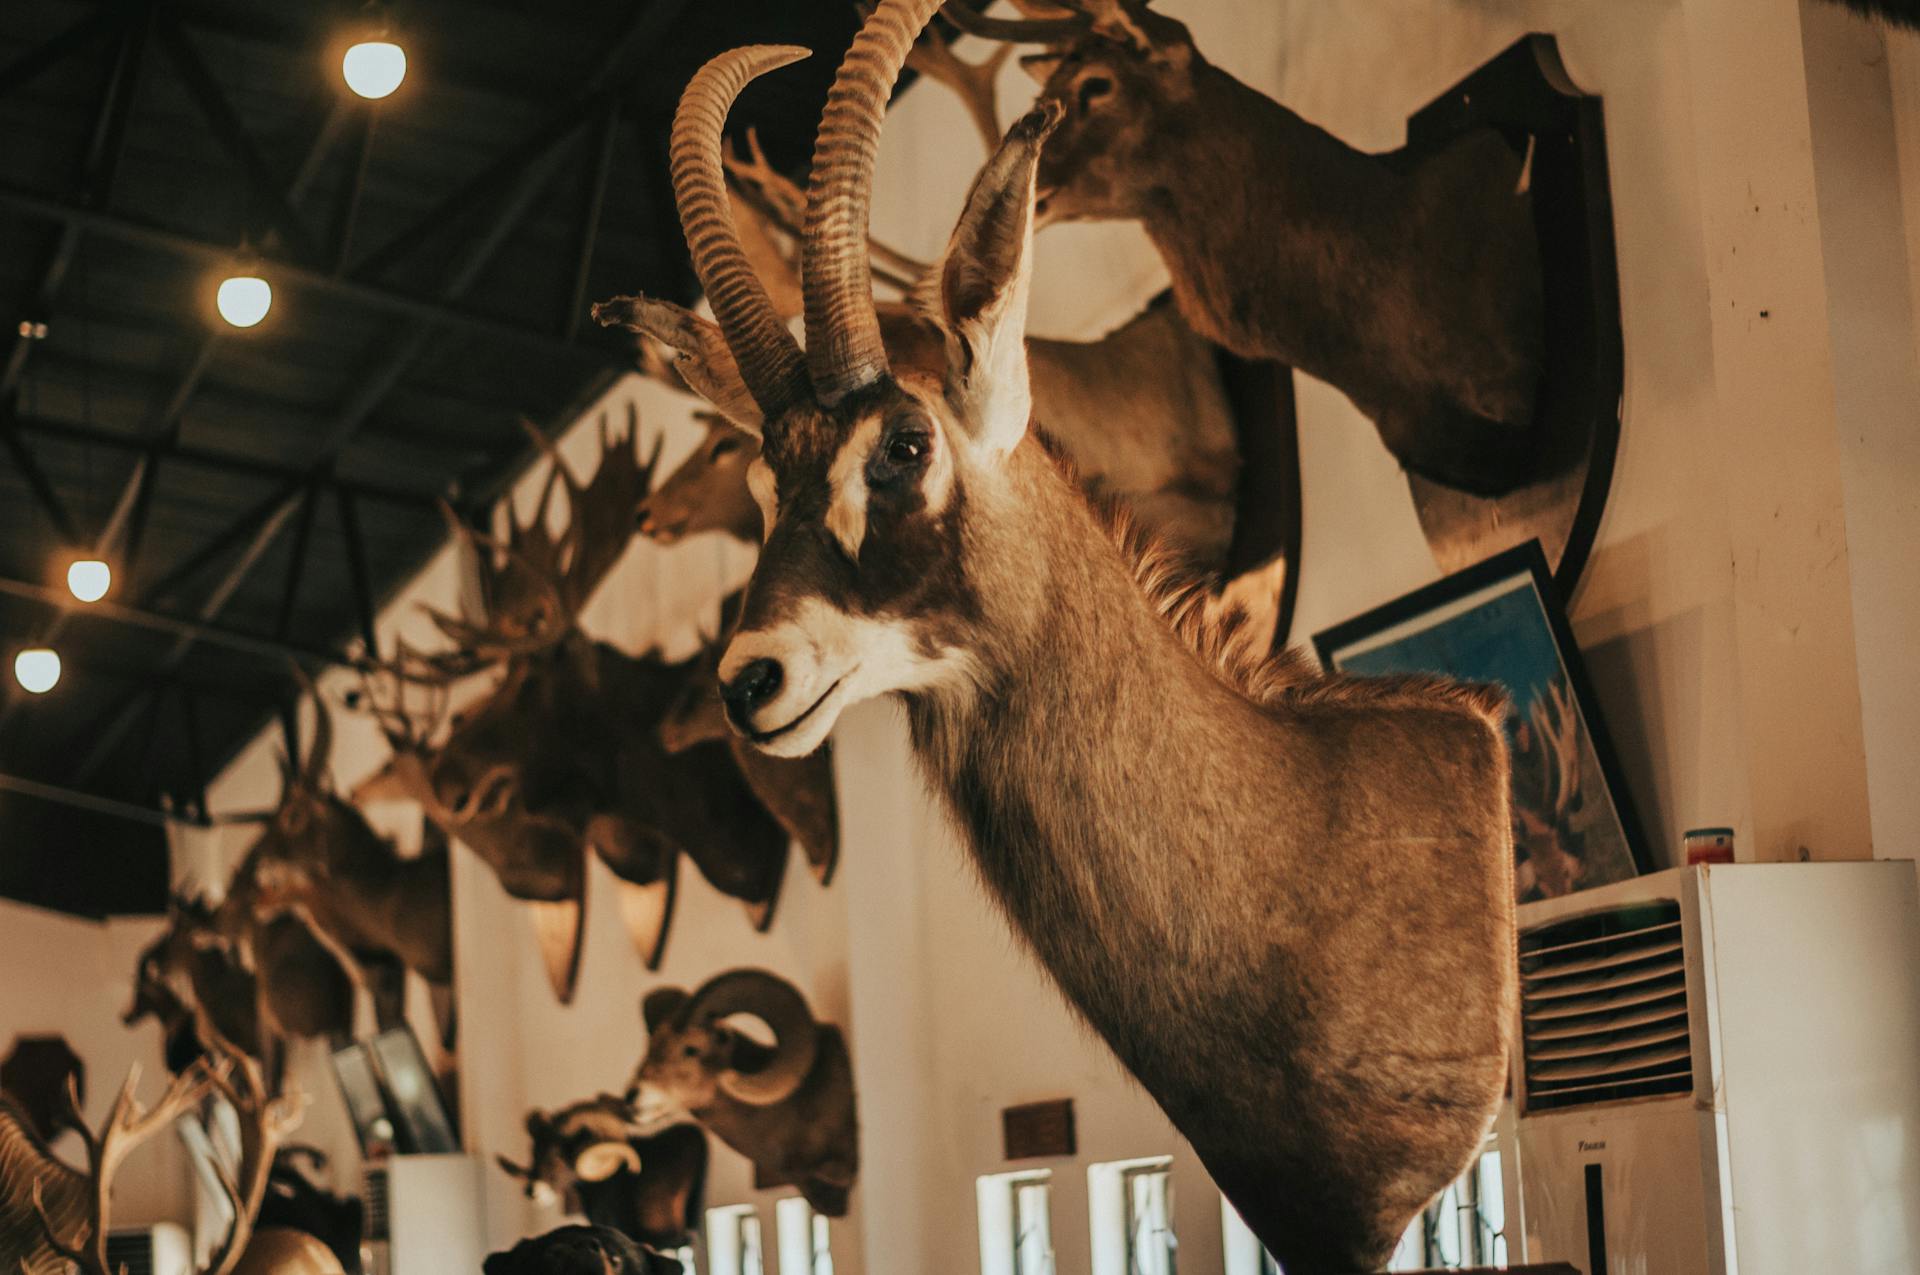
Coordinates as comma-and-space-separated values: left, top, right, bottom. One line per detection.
905, 442, 1297, 1084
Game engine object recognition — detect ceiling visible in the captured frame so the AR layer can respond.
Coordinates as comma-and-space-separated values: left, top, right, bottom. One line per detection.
0, 0, 891, 916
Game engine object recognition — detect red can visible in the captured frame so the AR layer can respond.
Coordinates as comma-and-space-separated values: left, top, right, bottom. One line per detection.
1684, 826, 1736, 866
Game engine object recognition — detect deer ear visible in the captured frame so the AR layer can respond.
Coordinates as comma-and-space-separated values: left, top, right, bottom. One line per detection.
936, 102, 1062, 459
1019, 52, 1064, 85
594, 295, 765, 440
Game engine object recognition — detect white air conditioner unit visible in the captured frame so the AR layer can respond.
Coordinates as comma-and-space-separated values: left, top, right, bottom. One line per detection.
1508, 862, 1920, 1274
362, 1154, 487, 1275
105, 1223, 193, 1275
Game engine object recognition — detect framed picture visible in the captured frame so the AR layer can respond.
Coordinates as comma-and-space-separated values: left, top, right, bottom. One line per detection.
1313, 541, 1652, 902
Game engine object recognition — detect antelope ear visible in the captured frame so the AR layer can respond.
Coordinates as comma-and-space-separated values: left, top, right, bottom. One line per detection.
593, 296, 764, 439
936, 102, 1062, 459
574, 1140, 642, 1182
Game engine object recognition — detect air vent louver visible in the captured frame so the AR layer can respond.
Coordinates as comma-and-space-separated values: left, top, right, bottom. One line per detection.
105, 1232, 154, 1275
364, 1165, 391, 1241
1519, 899, 1694, 1112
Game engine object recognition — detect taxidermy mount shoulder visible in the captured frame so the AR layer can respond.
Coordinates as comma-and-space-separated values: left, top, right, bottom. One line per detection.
593, 3, 1515, 1268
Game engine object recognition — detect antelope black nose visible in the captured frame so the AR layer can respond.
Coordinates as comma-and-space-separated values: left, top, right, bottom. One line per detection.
723, 659, 783, 726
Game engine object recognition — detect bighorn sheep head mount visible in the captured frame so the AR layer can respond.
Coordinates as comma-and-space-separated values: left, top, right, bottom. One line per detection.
627, 969, 856, 1217
495, 1096, 708, 1251
632, 970, 820, 1114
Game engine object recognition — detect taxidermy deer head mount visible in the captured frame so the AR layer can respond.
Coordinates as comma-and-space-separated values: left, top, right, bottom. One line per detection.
357, 414, 793, 982
495, 1095, 708, 1251
250, 684, 454, 1026
947, 0, 1546, 498
593, 4, 1516, 1268
629, 970, 857, 1217
3, 1032, 301, 1275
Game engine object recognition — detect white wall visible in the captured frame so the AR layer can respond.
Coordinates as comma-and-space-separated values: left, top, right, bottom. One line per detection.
0, 900, 192, 1227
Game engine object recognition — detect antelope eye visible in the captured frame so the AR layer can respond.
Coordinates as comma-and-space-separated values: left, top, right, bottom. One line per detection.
710, 435, 741, 459
868, 424, 932, 487
1077, 74, 1114, 110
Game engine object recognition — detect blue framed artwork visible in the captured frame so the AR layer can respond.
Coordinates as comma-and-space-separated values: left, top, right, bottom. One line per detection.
1313, 541, 1650, 902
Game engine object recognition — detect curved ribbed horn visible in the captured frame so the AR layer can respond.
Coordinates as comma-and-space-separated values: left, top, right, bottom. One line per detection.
670, 46, 813, 417
688, 969, 820, 1106
802, 0, 947, 403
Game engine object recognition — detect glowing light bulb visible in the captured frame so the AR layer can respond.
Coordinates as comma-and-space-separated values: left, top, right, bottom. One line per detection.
216, 275, 272, 328
66, 559, 111, 603
14, 648, 60, 694
343, 41, 406, 99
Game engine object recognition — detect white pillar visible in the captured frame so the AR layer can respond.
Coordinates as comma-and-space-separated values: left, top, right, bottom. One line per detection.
1679, 0, 1876, 860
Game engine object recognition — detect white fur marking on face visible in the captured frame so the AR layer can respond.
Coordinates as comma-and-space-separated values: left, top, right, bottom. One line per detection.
719, 597, 979, 757
826, 416, 880, 561
746, 456, 779, 545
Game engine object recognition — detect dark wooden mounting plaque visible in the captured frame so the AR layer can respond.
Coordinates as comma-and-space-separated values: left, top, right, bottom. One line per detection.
1390, 34, 1625, 598
1002, 1098, 1077, 1160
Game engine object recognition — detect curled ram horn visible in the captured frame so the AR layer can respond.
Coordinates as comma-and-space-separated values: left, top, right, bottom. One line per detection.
685, 969, 819, 1106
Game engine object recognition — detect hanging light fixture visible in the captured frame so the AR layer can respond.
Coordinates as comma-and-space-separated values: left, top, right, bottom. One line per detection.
13, 648, 61, 694
66, 558, 111, 603
215, 272, 273, 328
342, 38, 406, 99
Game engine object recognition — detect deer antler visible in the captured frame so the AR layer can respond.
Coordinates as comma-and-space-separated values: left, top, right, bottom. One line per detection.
724, 128, 927, 292
907, 19, 1014, 153
31, 1066, 215, 1274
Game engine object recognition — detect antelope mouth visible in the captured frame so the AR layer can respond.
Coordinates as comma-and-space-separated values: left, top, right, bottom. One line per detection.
748, 674, 849, 747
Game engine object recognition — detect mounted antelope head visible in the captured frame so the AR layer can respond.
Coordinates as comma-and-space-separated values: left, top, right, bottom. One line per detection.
624, 104, 1242, 570
593, 4, 1516, 1268
628, 970, 857, 1217
495, 1095, 707, 1251
945, 0, 1545, 497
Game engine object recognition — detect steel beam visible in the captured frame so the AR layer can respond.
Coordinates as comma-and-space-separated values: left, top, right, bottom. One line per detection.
0, 575, 358, 669
565, 102, 622, 340
71, 486, 305, 785
11, 412, 447, 510
272, 483, 317, 641
0, 415, 81, 542
0, 7, 122, 102
153, 12, 322, 264
0, 183, 613, 366
334, 488, 379, 656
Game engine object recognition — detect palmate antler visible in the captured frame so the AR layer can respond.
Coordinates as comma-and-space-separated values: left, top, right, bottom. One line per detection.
384, 410, 660, 686
30, 1018, 301, 1275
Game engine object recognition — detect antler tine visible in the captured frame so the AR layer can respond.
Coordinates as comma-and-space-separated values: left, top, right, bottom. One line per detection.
197, 1034, 303, 1275
38, 1061, 222, 1275
939, 0, 1090, 43
907, 19, 1014, 153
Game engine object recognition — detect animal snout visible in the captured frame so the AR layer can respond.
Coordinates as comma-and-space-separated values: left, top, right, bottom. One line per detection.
722, 658, 783, 728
